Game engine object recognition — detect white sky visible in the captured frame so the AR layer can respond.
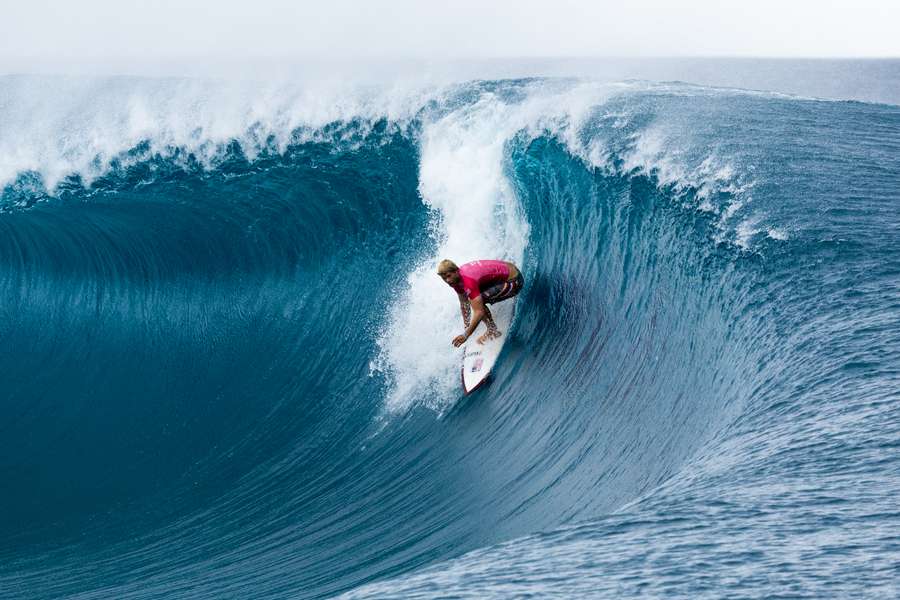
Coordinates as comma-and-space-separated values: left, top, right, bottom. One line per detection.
2, 0, 898, 63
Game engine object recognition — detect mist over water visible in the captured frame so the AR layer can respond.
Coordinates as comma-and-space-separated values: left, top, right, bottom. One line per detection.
1, 62, 899, 598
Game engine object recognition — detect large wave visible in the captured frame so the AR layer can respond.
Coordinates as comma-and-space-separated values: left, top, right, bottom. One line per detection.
1, 75, 898, 599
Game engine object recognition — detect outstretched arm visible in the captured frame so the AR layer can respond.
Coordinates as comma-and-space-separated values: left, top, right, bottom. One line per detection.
453, 295, 487, 347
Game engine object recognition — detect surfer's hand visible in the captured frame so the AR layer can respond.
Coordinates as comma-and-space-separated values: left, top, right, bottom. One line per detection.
452, 334, 467, 347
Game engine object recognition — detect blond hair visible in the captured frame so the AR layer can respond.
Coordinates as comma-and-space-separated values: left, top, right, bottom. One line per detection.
437, 259, 458, 275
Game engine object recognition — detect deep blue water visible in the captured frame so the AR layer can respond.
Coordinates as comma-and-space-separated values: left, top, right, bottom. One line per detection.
1, 69, 899, 598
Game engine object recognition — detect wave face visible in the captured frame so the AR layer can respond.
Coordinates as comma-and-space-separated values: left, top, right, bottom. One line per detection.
1, 75, 899, 599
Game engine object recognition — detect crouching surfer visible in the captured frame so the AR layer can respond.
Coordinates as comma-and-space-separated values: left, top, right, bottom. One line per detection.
437, 259, 524, 347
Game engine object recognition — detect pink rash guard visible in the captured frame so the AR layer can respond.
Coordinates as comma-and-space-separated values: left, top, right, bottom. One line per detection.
454, 260, 511, 300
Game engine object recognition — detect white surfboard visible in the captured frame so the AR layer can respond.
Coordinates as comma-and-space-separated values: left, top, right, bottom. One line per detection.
461, 298, 517, 394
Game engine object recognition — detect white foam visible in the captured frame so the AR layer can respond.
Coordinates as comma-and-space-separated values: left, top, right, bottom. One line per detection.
616, 124, 748, 213
0, 75, 437, 190
767, 227, 789, 241
372, 81, 632, 413
734, 215, 763, 249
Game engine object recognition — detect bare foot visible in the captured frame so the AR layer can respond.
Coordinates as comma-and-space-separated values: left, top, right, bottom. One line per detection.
476, 330, 502, 344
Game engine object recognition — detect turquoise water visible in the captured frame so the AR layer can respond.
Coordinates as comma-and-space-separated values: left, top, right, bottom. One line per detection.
1, 65, 899, 598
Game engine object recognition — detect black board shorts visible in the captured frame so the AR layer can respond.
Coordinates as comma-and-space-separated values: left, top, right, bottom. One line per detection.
481, 272, 524, 305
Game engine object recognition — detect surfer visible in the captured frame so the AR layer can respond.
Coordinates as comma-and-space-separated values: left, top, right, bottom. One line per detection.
437, 259, 524, 347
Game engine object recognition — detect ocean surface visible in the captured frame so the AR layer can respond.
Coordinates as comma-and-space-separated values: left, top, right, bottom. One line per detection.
1, 61, 899, 598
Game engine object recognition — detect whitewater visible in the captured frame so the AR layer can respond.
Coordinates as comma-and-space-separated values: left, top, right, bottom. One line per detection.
1, 63, 899, 599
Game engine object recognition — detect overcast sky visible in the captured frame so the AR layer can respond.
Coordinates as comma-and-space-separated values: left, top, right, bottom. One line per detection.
3, 0, 898, 64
